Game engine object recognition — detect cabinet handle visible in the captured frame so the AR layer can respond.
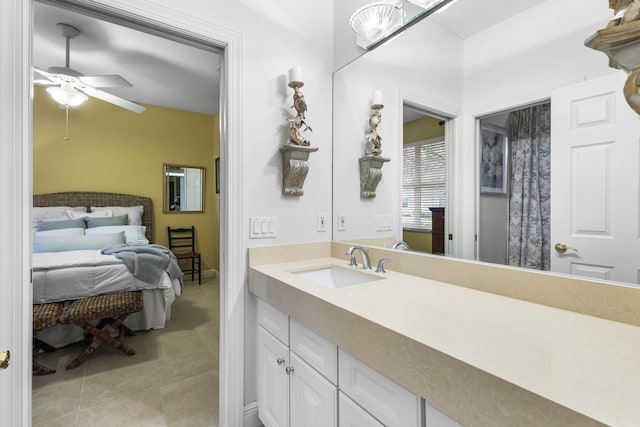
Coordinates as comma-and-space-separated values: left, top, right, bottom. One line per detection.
285, 366, 295, 375
276, 357, 286, 366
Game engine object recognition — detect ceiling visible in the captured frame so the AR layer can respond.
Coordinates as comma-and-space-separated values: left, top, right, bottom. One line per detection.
34, 0, 544, 118
33, 2, 221, 115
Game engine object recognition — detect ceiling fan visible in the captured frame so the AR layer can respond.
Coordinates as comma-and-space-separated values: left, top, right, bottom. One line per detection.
33, 23, 146, 114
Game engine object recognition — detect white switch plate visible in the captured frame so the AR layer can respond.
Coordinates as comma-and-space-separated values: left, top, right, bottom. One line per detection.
317, 213, 328, 232
376, 214, 392, 231
250, 216, 277, 239
337, 213, 347, 231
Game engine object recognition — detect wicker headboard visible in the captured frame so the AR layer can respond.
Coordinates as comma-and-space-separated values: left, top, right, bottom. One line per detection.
33, 192, 154, 242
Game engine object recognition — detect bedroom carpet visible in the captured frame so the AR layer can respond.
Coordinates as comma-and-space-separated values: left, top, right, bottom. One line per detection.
32, 275, 220, 427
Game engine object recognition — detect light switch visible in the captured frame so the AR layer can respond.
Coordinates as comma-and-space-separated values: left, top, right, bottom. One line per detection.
337, 213, 347, 231
317, 213, 328, 232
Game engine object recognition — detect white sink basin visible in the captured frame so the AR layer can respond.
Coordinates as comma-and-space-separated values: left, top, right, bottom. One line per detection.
292, 265, 384, 288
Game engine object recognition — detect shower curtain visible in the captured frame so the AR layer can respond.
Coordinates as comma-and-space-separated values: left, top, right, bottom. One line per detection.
507, 103, 551, 270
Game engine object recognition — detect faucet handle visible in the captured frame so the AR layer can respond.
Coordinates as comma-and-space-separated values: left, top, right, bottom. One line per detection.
375, 258, 392, 273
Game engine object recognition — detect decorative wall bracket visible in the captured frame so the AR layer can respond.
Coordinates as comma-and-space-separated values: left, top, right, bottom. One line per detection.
585, 3, 640, 114
280, 144, 318, 196
359, 154, 390, 198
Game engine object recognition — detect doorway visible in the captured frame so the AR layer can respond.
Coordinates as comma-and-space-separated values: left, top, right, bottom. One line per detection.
30, 1, 227, 424
401, 104, 449, 255
477, 101, 551, 270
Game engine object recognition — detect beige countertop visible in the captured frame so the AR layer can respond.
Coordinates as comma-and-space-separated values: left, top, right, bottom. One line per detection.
249, 252, 640, 427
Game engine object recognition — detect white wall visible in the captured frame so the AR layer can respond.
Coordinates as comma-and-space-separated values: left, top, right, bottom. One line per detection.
333, 20, 463, 243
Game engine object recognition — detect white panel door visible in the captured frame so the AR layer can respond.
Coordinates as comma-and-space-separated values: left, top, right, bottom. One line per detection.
551, 72, 640, 284
257, 326, 289, 427
289, 352, 337, 427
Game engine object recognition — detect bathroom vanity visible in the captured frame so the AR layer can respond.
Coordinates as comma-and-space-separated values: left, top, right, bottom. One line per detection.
249, 242, 640, 427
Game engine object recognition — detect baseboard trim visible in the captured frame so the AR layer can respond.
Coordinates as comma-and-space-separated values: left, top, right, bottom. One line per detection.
244, 401, 261, 427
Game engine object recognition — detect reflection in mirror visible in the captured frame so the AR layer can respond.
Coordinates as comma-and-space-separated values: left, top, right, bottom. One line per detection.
401, 106, 448, 255
333, 1, 640, 287
163, 164, 205, 213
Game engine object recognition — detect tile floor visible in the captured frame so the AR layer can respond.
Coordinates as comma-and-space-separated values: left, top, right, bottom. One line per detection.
32, 277, 220, 427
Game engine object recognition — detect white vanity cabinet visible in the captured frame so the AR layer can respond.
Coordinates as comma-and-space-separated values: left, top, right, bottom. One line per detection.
257, 299, 431, 427
257, 300, 337, 427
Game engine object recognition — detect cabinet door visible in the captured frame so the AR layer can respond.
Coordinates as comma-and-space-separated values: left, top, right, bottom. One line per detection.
339, 391, 385, 427
289, 352, 337, 427
290, 318, 338, 384
339, 349, 422, 427
258, 326, 289, 427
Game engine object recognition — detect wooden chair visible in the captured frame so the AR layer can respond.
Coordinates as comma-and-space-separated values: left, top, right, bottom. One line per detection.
167, 226, 201, 285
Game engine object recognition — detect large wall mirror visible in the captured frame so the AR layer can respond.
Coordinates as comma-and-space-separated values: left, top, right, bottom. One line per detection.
332, 0, 640, 288
163, 164, 205, 213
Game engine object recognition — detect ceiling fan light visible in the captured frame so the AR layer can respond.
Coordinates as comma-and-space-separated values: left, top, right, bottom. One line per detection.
46, 85, 88, 108
350, 2, 402, 42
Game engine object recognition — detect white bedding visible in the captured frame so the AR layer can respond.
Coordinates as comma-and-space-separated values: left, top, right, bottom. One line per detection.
32, 249, 182, 348
32, 249, 177, 303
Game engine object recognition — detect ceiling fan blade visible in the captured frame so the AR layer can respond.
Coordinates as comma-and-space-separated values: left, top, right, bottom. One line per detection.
79, 86, 146, 114
80, 75, 133, 88
33, 67, 59, 83
33, 79, 57, 86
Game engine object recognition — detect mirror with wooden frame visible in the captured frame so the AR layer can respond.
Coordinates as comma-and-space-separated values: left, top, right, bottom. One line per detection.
163, 164, 205, 213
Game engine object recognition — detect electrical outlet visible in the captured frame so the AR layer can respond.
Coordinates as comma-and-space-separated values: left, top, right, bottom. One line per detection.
337, 213, 347, 231
317, 212, 328, 232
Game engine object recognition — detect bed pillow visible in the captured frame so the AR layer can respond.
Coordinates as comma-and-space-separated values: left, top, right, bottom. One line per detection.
37, 218, 87, 231
32, 206, 86, 232
67, 210, 111, 220
34, 228, 85, 238
85, 225, 149, 246
85, 214, 129, 228
91, 206, 143, 225
33, 231, 125, 253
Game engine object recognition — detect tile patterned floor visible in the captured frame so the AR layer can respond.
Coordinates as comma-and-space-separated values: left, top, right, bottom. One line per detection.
32, 277, 220, 427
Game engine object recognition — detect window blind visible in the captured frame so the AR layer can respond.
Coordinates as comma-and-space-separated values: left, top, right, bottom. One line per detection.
402, 138, 446, 230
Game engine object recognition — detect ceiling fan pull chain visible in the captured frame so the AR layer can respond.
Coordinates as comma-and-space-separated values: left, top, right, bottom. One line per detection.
64, 107, 70, 141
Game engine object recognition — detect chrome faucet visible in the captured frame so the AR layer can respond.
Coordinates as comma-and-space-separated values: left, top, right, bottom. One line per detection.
375, 258, 392, 273
346, 245, 371, 270
392, 241, 409, 251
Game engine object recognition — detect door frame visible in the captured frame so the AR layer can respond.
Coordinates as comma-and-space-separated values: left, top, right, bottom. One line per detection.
399, 90, 458, 257
3, 0, 245, 425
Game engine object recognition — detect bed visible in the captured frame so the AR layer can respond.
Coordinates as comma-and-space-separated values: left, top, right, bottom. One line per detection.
32, 191, 182, 348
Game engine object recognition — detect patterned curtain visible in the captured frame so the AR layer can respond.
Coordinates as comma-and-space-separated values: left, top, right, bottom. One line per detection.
507, 103, 551, 270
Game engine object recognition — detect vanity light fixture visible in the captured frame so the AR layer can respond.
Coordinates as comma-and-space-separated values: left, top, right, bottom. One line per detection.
350, 2, 403, 45
46, 81, 88, 108
406, 0, 458, 13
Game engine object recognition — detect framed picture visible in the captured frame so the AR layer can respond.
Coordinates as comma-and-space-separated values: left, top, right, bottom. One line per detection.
215, 157, 220, 194
480, 123, 508, 194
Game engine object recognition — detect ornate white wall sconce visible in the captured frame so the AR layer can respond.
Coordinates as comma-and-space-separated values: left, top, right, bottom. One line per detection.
280, 66, 318, 196
360, 90, 390, 198
585, 0, 640, 114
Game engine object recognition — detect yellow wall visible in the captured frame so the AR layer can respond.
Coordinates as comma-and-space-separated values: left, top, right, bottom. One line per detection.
402, 115, 444, 252
403, 115, 444, 144
33, 85, 220, 271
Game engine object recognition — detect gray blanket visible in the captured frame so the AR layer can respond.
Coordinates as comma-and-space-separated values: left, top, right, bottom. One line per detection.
102, 244, 184, 286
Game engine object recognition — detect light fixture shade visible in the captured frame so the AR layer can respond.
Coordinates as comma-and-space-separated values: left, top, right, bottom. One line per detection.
46, 84, 88, 108
350, 2, 402, 42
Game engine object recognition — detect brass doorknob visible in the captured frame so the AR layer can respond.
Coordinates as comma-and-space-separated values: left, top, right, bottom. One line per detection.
0, 351, 10, 369
555, 243, 578, 254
